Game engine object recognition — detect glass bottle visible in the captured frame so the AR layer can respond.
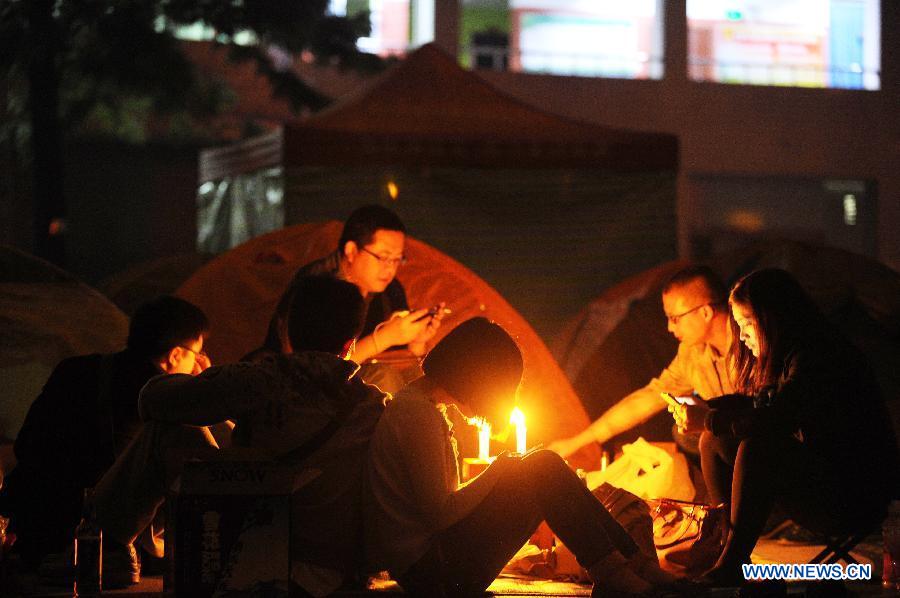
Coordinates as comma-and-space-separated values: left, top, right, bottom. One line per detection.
74, 488, 102, 596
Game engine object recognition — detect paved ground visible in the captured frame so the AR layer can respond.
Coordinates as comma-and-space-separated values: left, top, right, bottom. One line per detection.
6, 538, 897, 596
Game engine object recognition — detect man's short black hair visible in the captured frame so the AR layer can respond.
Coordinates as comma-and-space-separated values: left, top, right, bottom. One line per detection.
663, 265, 727, 307
286, 276, 366, 354
338, 204, 406, 253
127, 296, 209, 359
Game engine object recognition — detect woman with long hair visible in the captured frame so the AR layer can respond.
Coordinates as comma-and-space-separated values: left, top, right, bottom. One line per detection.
672, 268, 897, 585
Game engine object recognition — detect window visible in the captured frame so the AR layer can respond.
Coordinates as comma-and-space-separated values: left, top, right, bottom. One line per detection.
329, 0, 434, 57
461, 0, 664, 79
687, 0, 881, 89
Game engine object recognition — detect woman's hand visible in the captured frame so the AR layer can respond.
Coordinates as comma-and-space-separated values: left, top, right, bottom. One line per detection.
669, 401, 709, 434
663, 395, 708, 433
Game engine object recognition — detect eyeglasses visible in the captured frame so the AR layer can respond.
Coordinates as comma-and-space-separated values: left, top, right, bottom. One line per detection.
361, 247, 407, 268
665, 304, 708, 325
178, 345, 207, 358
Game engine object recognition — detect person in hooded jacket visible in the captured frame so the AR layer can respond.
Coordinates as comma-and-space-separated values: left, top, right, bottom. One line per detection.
0, 295, 209, 568
91, 276, 388, 594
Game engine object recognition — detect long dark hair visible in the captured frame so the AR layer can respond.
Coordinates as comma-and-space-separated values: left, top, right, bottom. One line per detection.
728, 268, 829, 394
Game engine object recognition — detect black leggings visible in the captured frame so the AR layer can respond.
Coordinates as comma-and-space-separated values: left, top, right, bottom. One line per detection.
398, 450, 638, 596
700, 431, 886, 569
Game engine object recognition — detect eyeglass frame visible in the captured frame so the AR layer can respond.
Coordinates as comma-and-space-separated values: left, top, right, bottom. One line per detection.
361, 247, 407, 268
665, 303, 709, 325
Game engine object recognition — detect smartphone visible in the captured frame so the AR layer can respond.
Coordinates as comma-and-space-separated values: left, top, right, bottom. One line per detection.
415, 305, 451, 321
661, 392, 697, 406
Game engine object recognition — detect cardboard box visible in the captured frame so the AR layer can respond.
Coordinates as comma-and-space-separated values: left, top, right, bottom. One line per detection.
168, 460, 295, 598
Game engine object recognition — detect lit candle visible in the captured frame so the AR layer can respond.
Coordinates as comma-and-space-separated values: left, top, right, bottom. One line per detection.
510, 407, 526, 454
477, 419, 491, 461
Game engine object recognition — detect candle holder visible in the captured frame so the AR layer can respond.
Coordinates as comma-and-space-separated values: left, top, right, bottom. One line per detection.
461, 457, 492, 482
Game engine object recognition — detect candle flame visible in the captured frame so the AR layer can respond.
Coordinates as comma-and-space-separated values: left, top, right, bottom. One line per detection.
509, 407, 525, 426
386, 181, 399, 200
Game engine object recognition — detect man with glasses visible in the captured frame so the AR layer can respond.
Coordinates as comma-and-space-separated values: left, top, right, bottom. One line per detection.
549, 266, 735, 460
264, 205, 443, 366
0, 296, 210, 572
88, 276, 388, 593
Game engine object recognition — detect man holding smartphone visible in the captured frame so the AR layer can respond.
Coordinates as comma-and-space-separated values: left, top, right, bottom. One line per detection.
549, 266, 736, 459
263, 205, 445, 366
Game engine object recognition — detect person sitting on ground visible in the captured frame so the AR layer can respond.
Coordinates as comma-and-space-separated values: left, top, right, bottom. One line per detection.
670, 268, 899, 586
264, 204, 444, 368
91, 276, 389, 593
365, 317, 676, 597
549, 266, 736, 461
0, 295, 209, 568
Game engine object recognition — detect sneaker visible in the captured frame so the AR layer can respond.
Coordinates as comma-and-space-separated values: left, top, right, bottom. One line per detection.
102, 541, 140, 589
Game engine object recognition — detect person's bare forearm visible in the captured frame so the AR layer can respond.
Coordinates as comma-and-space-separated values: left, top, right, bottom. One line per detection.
585, 390, 667, 446
352, 332, 381, 363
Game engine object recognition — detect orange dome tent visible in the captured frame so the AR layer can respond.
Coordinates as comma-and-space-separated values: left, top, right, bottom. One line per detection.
177, 222, 601, 468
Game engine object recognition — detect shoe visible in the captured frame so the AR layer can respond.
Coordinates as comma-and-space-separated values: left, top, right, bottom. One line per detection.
102, 541, 140, 589
629, 550, 679, 587
588, 551, 653, 597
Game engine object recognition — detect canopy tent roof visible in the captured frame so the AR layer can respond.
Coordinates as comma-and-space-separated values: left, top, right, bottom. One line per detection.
0, 247, 128, 444
176, 221, 600, 468
552, 240, 900, 460
284, 43, 677, 169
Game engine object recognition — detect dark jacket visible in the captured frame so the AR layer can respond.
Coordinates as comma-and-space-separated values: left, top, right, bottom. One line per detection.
0, 350, 158, 561
263, 251, 408, 352
139, 351, 388, 590
706, 333, 898, 499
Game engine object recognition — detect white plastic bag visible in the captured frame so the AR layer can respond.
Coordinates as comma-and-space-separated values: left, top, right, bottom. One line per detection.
584, 438, 694, 500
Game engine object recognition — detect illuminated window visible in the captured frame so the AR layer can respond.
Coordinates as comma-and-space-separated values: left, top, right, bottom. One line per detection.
687, 0, 880, 89
461, 0, 664, 79
843, 194, 857, 225
329, 0, 434, 57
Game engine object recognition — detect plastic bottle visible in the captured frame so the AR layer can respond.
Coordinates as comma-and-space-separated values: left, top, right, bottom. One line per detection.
883, 500, 900, 590
74, 488, 102, 596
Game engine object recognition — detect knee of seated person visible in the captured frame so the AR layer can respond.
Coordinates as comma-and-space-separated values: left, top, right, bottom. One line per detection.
141, 420, 219, 452
519, 449, 569, 478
